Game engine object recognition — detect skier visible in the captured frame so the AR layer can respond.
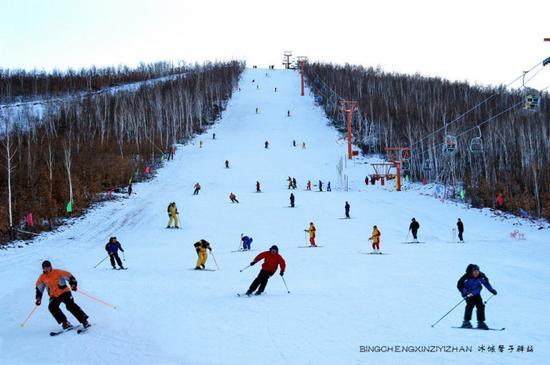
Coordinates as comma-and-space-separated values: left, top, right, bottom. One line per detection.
241, 234, 253, 251
457, 264, 498, 329
287, 177, 293, 189
345, 201, 350, 219
105, 236, 125, 270
369, 225, 381, 253
292, 177, 297, 189
305, 222, 317, 247
194, 239, 212, 270
229, 193, 239, 203
166, 202, 180, 229
290, 193, 295, 208
213, 133, 216, 140
307, 180, 311, 191
199, 140, 203, 148
327, 182, 331, 192
293, 140, 296, 147
35, 260, 90, 330
225, 160, 230, 169
319, 180, 323, 192
128, 183, 132, 196
275, 87, 277, 92
245, 245, 286, 296
265, 141, 269, 149
457, 218, 464, 242
302, 142, 306, 149
287, 110, 291, 117
409, 218, 420, 242
256, 181, 261, 193
193, 183, 201, 195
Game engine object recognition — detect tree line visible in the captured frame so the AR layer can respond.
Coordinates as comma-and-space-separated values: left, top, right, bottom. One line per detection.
0, 61, 193, 103
304, 62, 550, 220
0, 60, 245, 244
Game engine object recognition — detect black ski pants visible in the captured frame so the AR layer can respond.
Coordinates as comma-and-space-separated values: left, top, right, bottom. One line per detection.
109, 252, 123, 268
464, 294, 485, 321
49, 291, 88, 324
345, 209, 350, 218
248, 270, 274, 294
411, 229, 418, 239
458, 230, 464, 242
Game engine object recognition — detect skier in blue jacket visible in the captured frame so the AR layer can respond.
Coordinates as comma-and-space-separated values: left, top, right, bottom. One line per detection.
105, 237, 125, 270
457, 264, 497, 329
241, 234, 253, 251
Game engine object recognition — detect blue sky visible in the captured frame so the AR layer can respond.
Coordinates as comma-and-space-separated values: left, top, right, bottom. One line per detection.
1, 0, 549, 88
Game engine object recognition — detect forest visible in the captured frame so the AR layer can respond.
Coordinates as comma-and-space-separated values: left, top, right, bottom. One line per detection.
0, 60, 244, 244
304, 62, 550, 220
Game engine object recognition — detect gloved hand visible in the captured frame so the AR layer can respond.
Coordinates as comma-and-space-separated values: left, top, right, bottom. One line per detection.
491, 290, 497, 295
70, 284, 77, 291
35, 298, 41, 306
208, 247, 212, 252
250, 261, 256, 266
280, 271, 284, 276
196, 248, 200, 254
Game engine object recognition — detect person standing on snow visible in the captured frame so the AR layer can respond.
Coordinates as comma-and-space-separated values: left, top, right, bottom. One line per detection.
225, 160, 230, 169
265, 141, 269, 149
307, 180, 311, 191
229, 193, 240, 203
166, 202, 180, 229
457, 264, 497, 329
290, 193, 295, 208
457, 218, 464, 242
105, 237, 125, 270
305, 222, 317, 247
327, 182, 331, 192
193, 183, 201, 195
345, 201, 351, 219
241, 234, 253, 251
302, 142, 306, 149
35, 260, 90, 330
245, 245, 286, 296
292, 178, 297, 189
293, 140, 296, 147
369, 225, 381, 253
194, 239, 212, 270
318, 180, 323, 192
287, 177, 293, 189
287, 110, 291, 117
256, 181, 261, 193
409, 218, 420, 242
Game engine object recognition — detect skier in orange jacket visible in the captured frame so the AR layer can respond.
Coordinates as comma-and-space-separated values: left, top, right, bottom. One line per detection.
369, 225, 381, 253
305, 222, 317, 247
35, 260, 90, 330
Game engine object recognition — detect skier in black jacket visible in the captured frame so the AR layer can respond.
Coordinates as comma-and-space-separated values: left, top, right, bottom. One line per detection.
290, 193, 295, 208
457, 218, 464, 242
457, 264, 497, 329
409, 218, 420, 242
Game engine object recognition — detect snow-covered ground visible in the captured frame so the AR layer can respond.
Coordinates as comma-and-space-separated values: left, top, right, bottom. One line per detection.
1, 68, 549, 365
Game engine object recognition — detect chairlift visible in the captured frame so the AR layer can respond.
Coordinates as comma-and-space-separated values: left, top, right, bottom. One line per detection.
442, 135, 458, 154
422, 159, 432, 171
523, 89, 540, 112
469, 127, 484, 154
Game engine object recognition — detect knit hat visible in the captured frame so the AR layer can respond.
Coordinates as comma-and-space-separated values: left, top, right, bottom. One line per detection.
42, 260, 52, 268
466, 264, 480, 274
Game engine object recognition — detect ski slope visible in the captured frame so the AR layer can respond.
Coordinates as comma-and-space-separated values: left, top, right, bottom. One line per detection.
1, 68, 549, 365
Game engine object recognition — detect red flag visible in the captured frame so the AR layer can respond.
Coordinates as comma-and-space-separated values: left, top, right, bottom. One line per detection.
26, 213, 33, 227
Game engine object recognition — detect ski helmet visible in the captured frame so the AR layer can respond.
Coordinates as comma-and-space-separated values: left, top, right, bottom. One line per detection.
466, 264, 480, 274
42, 260, 52, 268
270, 245, 279, 252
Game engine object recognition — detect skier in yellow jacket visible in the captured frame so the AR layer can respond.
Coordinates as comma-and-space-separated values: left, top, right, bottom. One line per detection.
167, 202, 180, 229
194, 239, 212, 270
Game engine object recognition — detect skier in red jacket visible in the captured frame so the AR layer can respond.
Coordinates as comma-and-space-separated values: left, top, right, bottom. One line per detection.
245, 245, 286, 296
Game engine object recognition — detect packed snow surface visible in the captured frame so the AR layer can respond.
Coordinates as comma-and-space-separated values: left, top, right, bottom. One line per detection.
1, 68, 549, 365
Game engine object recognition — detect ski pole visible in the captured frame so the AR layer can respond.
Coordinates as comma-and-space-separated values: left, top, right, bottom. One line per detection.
240, 264, 252, 272
405, 230, 410, 242
237, 234, 243, 251
210, 251, 220, 270
304, 231, 308, 245
484, 294, 495, 305
281, 276, 290, 293
20, 305, 39, 327
77, 289, 117, 310
122, 251, 126, 262
431, 298, 465, 327
94, 255, 109, 268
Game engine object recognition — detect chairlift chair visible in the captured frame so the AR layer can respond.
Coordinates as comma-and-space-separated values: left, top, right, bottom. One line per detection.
469, 126, 484, 154
422, 159, 432, 171
442, 135, 458, 154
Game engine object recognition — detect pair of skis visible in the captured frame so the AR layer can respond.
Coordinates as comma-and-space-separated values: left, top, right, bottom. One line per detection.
50, 324, 91, 336
451, 326, 505, 331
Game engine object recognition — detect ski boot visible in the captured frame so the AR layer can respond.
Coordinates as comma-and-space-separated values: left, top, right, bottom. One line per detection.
62, 320, 73, 330
200, 264, 205, 269
254, 291, 262, 296
477, 321, 489, 330
194, 267, 201, 270
82, 320, 91, 329
245, 291, 252, 297
461, 320, 473, 328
